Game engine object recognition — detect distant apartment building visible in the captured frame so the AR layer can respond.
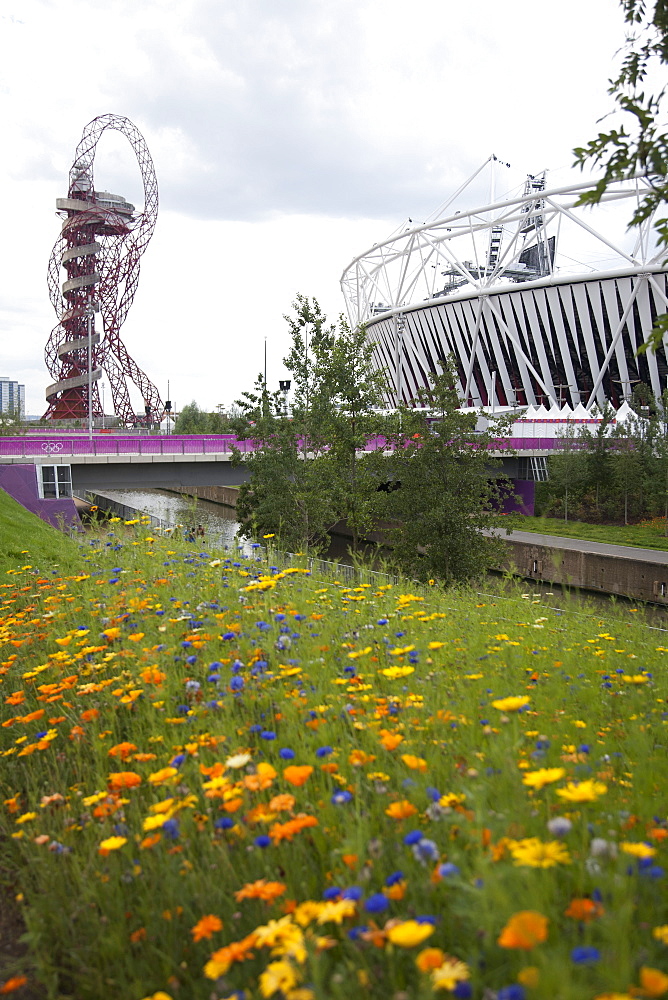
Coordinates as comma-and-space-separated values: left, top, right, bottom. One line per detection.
0, 378, 25, 418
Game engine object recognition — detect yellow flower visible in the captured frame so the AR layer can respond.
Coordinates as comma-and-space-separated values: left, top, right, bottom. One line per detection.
491, 696, 530, 712
401, 754, 428, 772
316, 900, 357, 925
98, 835, 127, 855
556, 780, 607, 803
522, 767, 565, 790
139, 994, 173, 1000
148, 767, 178, 785
431, 957, 470, 991
517, 967, 540, 987
428, 641, 445, 650
621, 673, 650, 684
653, 926, 668, 944
381, 666, 415, 679
15, 812, 37, 824
387, 920, 435, 948
621, 841, 657, 859
510, 838, 571, 868
259, 960, 298, 999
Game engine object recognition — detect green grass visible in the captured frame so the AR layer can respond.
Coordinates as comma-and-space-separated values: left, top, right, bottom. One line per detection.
0, 488, 80, 576
1, 518, 668, 999
510, 513, 668, 550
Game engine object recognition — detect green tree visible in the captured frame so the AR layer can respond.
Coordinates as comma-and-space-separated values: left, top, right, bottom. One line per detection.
231, 375, 338, 551
231, 297, 392, 553
574, 0, 668, 351
384, 358, 513, 585
173, 401, 231, 434
318, 322, 391, 550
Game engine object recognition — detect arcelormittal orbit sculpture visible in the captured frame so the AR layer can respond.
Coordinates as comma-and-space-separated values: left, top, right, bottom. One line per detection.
44, 114, 163, 424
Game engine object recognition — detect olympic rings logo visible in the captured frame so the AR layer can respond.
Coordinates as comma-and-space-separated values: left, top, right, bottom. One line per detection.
41, 442, 63, 453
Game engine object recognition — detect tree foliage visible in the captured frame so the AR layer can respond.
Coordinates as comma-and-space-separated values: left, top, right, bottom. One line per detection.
383, 360, 514, 585
574, 0, 668, 350
173, 401, 232, 434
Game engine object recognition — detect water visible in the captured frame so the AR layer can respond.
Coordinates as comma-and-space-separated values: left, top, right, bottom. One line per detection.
95, 488, 668, 628
97, 488, 239, 548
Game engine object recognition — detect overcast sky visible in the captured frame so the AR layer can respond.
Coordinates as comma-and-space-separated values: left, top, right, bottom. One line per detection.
0, 0, 627, 416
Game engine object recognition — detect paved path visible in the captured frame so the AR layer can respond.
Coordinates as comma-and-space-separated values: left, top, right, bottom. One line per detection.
493, 528, 668, 566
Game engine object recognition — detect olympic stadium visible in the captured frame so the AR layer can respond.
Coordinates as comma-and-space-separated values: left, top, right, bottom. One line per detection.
341, 162, 668, 412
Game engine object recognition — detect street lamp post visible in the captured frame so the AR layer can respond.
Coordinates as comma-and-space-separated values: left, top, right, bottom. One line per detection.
101, 382, 105, 429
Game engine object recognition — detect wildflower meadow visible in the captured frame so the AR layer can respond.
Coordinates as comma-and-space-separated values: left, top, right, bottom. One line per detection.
1, 515, 668, 1000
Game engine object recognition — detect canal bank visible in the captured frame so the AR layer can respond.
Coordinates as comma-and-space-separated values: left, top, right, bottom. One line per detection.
89, 485, 668, 607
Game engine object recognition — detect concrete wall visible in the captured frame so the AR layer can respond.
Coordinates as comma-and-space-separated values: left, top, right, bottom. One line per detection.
169, 484, 240, 507
498, 536, 668, 605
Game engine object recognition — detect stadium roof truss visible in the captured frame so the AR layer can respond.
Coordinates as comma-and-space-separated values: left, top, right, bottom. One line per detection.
341, 171, 668, 410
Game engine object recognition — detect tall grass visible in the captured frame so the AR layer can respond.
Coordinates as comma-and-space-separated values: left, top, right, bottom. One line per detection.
1, 516, 667, 1000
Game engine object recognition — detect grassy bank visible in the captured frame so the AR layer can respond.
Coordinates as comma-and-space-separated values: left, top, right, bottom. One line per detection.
0, 489, 80, 577
1, 519, 667, 999
511, 513, 668, 551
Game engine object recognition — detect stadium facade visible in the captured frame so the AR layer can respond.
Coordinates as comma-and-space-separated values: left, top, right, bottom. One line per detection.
341, 166, 668, 410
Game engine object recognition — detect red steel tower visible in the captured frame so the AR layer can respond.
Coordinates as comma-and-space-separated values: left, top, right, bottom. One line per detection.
44, 115, 163, 424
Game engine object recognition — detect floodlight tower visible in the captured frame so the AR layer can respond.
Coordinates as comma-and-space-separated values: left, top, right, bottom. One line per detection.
44, 114, 163, 424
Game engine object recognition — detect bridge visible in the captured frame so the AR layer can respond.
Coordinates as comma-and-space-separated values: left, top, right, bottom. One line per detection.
0, 431, 567, 491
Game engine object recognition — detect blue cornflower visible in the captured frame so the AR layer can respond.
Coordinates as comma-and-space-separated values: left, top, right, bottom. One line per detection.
498, 987, 525, 1000
229, 676, 245, 692
170, 754, 186, 768
438, 862, 460, 878
315, 746, 333, 758
571, 946, 600, 964
331, 790, 353, 805
254, 835, 271, 848
279, 748, 295, 760
162, 819, 180, 840
385, 870, 404, 886
322, 887, 342, 901
261, 730, 277, 741
412, 838, 439, 864
364, 893, 389, 913
403, 830, 423, 846
342, 886, 363, 901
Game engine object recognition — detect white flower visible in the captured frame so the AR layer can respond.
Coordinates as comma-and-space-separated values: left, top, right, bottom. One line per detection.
547, 816, 572, 837
225, 752, 252, 770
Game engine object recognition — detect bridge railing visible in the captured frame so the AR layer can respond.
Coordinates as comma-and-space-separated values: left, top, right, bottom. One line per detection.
0, 433, 581, 457
0, 435, 258, 457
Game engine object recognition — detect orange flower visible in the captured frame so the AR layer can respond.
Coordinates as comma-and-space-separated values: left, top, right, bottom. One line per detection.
342, 853, 358, 869
320, 763, 339, 774
108, 742, 138, 760
19, 710, 45, 724
283, 765, 314, 787
401, 754, 428, 772
498, 911, 549, 950
5, 692, 25, 706
107, 771, 142, 791
416, 947, 446, 972
385, 880, 407, 900
348, 750, 376, 766
129, 927, 146, 943
204, 934, 257, 979
385, 800, 418, 819
140, 833, 162, 849
191, 914, 223, 941
638, 967, 668, 997
269, 793, 296, 812
379, 729, 404, 750
243, 762, 276, 791
140, 666, 166, 684
0, 976, 29, 994
564, 898, 604, 922
269, 814, 318, 843
235, 879, 287, 903
80, 709, 100, 722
